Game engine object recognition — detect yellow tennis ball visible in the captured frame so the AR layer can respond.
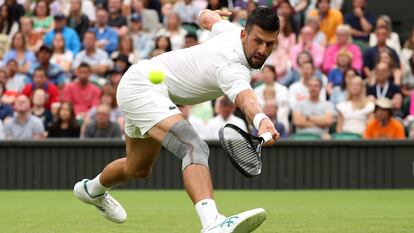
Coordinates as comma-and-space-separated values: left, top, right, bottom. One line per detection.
149, 70, 165, 84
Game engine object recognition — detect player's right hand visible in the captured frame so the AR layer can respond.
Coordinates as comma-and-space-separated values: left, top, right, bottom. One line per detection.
257, 118, 280, 146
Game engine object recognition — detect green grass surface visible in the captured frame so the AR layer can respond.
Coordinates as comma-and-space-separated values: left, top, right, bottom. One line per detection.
0, 190, 413, 233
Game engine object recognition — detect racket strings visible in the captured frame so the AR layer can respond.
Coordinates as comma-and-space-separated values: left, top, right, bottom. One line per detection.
222, 127, 261, 174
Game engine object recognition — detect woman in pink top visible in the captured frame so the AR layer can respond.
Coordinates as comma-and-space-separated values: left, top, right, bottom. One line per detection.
323, 24, 363, 74
290, 25, 325, 70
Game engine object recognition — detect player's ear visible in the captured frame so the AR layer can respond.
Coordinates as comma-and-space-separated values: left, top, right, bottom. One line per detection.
240, 29, 247, 42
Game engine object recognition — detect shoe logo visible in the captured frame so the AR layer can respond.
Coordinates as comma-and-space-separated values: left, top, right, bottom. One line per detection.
209, 216, 239, 230
169, 105, 177, 110
202, 201, 208, 206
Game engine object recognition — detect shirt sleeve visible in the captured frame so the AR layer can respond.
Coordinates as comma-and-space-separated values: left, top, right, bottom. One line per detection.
217, 63, 252, 103
210, 21, 240, 38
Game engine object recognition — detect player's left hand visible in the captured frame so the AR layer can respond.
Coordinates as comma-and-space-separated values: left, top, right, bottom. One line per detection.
214, 9, 232, 18
257, 118, 280, 146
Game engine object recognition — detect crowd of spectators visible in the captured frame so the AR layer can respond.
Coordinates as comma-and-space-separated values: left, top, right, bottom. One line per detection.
0, 0, 414, 141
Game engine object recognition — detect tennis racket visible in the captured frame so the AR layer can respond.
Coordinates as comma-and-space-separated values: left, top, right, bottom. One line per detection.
219, 123, 273, 178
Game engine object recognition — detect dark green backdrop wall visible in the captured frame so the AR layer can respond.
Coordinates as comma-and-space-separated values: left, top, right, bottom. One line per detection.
0, 140, 413, 189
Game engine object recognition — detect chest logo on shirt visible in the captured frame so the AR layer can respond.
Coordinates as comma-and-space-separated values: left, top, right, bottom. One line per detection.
169, 105, 177, 110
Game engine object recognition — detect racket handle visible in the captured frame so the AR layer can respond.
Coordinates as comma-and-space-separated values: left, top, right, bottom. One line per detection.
260, 132, 273, 143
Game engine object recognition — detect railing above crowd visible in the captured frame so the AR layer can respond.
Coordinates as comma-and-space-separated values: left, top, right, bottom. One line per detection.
0, 0, 413, 140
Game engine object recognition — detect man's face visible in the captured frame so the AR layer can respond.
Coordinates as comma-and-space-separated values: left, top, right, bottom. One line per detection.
301, 26, 314, 42
375, 108, 391, 123
241, 25, 278, 69
54, 19, 66, 30
33, 70, 47, 86
95, 105, 111, 126
318, 0, 330, 14
300, 63, 314, 79
83, 33, 96, 50
308, 79, 321, 99
38, 50, 51, 64
77, 67, 91, 83
6, 61, 18, 75
262, 67, 275, 85
108, 0, 121, 13
97, 10, 108, 26
375, 63, 390, 83
353, 0, 365, 8
14, 95, 30, 113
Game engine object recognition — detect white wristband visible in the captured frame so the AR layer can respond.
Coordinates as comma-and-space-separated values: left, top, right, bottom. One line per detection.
253, 113, 269, 130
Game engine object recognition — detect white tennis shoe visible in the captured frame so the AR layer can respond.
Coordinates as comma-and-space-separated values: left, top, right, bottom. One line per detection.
73, 179, 127, 223
201, 208, 267, 233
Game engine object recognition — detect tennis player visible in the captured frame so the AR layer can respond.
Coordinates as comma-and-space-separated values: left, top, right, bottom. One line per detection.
74, 7, 280, 233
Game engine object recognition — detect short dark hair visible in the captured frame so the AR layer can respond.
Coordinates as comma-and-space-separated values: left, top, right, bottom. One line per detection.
33, 67, 47, 77
37, 45, 52, 55
185, 32, 198, 40
78, 62, 91, 69
245, 7, 280, 33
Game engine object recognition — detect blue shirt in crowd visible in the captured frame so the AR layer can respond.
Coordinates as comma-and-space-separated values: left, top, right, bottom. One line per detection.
89, 27, 118, 55
0, 104, 13, 121
44, 26, 81, 55
328, 68, 344, 86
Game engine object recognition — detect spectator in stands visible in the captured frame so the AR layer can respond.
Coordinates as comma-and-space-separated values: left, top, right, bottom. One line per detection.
267, 14, 296, 80
308, 0, 343, 44
330, 68, 358, 106
364, 97, 405, 139
344, 0, 375, 43
83, 104, 122, 138
206, 96, 247, 140
32, 0, 54, 34
30, 45, 68, 89
327, 49, 352, 101
47, 101, 80, 138
107, 0, 128, 36
63, 63, 101, 120
0, 6, 10, 61
367, 62, 403, 113
377, 49, 403, 86
251, 99, 288, 138
323, 25, 363, 74
129, 13, 154, 60
289, 61, 327, 109
43, 13, 81, 55
72, 31, 113, 83
111, 35, 139, 64
21, 67, 60, 110
67, 0, 89, 41
50, 32, 73, 74
4, 59, 30, 93
0, 117, 4, 139
254, 65, 289, 131
273, 0, 300, 34
2, 32, 36, 74
401, 29, 414, 97
363, 26, 400, 78
336, 76, 374, 135
151, 36, 172, 58
402, 53, 414, 97
89, 8, 118, 55
4, 94, 45, 140
19, 16, 43, 53
131, 0, 162, 37
369, 15, 401, 55
293, 77, 334, 138
305, 15, 327, 48
30, 89, 53, 128
184, 33, 198, 48
0, 79, 13, 121
291, 25, 325, 71
410, 89, 414, 116
83, 91, 124, 134
112, 54, 131, 74
0, 4, 18, 36
178, 104, 209, 140
157, 12, 187, 50
102, 69, 122, 95
3, 0, 24, 25
173, 0, 200, 25
280, 51, 325, 87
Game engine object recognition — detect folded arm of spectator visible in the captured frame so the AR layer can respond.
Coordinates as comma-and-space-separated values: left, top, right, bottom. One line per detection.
308, 112, 334, 128
293, 111, 317, 128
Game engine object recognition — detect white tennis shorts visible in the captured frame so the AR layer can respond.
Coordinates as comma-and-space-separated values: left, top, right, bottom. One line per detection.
116, 61, 181, 138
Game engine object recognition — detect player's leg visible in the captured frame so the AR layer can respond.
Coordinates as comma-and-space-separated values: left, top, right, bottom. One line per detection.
74, 136, 161, 223
148, 114, 267, 232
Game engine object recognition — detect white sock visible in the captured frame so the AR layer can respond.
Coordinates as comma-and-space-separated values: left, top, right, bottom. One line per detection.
195, 199, 220, 229
85, 174, 110, 197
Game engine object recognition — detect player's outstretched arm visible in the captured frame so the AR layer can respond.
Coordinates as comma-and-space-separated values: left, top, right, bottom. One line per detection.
198, 9, 231, 31
235, 89, 280, 144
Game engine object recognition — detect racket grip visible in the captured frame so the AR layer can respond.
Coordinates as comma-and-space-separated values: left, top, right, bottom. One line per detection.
260, 132, 273, 143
